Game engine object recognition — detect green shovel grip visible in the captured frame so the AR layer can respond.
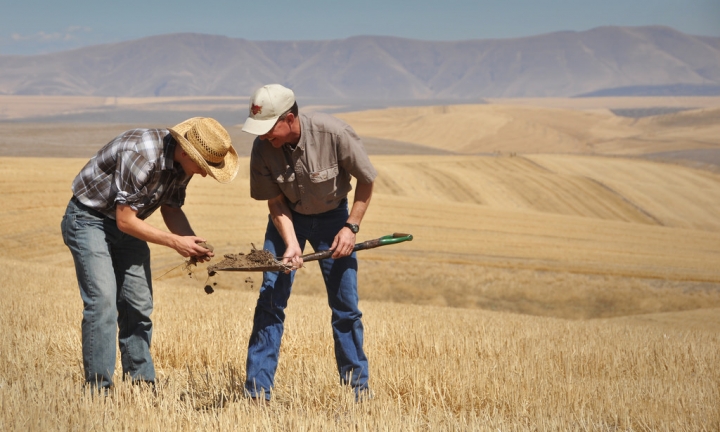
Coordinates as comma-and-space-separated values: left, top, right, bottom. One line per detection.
377, 233, 414, 245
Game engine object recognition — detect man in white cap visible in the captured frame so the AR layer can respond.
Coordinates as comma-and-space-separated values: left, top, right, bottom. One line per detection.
241, 84, 377, 401
61, 117, 239, 394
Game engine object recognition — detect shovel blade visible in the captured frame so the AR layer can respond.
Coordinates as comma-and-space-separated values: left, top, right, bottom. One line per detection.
209, 264, 285, 273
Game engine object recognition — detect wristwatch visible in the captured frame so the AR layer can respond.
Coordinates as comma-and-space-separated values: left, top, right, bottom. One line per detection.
344, 222, 360, 234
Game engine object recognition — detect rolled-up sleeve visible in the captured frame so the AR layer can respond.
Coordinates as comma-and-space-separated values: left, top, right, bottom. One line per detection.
113, 151, 154, 211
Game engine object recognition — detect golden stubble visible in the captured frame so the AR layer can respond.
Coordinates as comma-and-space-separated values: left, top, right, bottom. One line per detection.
1, 262, 718, 430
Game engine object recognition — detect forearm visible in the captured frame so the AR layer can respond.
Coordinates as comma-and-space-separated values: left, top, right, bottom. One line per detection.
330, 181, 373, 258
116, 205, 181, 249
160, 205, 195, 236
348, 181, 373, 225
267, 195, 299, 250
116, 204, 210, 258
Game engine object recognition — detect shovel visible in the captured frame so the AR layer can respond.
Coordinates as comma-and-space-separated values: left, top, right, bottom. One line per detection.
208, 233, 413, 273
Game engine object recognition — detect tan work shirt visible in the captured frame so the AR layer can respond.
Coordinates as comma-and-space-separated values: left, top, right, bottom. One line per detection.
250, 112, 377, 215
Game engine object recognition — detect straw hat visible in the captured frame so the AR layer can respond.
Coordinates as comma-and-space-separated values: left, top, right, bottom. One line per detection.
169, 117, 239, 183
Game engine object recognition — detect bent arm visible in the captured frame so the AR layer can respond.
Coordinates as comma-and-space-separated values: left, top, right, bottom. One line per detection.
160, 205, 195, 236
115, 204, 213, 258
347, 180, 373, 226
332, 180, 373, 258
267, 194, 303, 267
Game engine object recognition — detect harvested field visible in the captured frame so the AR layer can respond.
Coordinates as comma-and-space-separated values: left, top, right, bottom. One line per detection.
336, 102, 720, 157
1, 99, 719, 430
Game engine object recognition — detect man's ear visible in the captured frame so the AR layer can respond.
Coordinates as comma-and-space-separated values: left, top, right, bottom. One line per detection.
173, 143, 187, 161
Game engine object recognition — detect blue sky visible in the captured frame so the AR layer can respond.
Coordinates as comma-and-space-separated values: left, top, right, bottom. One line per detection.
1, 0, 718, 55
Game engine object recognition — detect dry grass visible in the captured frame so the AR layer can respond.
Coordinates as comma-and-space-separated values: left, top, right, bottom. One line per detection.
1, 108, 720, 430
2, 260, 719, 431
0, 261, 720, 431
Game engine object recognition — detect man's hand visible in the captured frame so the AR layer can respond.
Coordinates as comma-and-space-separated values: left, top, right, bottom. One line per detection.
267, 194, 304, 273
186, 241, 215, 265
330, 181, 371, 259
116, 204, 211, 260
331, 226, 356, 259
174, 236, 215, 259
281, 243, 304, 273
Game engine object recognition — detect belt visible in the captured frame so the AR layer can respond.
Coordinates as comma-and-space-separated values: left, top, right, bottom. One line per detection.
71, 196, 109, 219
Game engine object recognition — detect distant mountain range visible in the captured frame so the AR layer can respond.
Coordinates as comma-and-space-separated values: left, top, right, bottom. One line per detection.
1, 26, 719, 100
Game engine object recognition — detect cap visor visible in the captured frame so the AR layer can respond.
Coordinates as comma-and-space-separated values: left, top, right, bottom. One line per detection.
241, 117, 277, 135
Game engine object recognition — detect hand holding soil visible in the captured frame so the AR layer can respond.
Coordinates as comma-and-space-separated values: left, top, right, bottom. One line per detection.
187, 241, 214, 266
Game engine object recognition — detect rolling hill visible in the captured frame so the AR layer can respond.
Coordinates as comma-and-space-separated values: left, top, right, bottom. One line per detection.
335, 104, 720, 156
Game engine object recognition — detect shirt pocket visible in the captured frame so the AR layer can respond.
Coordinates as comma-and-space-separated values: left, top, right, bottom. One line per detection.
273, 166, 299, 202
308, 165, 340, 198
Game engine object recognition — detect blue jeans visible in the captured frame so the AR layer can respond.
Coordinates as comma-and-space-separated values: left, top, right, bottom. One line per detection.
245, 200, 369, 400
61, 197, 155, 390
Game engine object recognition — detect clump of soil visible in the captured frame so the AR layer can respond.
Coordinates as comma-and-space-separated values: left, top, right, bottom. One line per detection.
203, 246, 281, 294
184, 242, 214, 269
178, 242, 215, 282
207, 249, 278, 274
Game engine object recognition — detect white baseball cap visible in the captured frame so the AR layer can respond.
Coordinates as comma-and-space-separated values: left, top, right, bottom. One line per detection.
242, 84, 296, 135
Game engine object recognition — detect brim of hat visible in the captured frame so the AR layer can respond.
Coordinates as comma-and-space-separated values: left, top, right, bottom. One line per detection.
241, 116, 279, 136
168, 122, 240, 184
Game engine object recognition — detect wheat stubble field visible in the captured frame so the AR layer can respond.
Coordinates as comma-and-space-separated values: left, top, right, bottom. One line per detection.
1, 97, 719, 431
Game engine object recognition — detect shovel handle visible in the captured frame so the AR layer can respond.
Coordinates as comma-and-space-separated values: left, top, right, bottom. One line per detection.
300, 233, 413, 262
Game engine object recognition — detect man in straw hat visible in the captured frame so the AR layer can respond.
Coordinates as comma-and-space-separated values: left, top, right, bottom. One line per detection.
61, 117, 238, 393
241, 84, 377, 401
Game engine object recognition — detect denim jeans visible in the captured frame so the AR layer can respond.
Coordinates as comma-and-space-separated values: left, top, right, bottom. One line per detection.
244, 200, 369, 400
61, 197, 155, 390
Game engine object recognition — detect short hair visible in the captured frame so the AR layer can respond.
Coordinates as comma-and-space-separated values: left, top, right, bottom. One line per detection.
278, 102, 299, 120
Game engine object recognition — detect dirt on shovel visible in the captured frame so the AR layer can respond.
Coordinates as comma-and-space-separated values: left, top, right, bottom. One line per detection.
203, 246, 280, 294
207, 249, 278, 274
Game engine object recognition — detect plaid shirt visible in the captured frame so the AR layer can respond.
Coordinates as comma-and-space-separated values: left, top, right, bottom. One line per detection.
71, 128, 190, 220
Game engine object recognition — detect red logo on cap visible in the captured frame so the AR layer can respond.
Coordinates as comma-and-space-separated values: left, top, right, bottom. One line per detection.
251, 104, 262, 116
